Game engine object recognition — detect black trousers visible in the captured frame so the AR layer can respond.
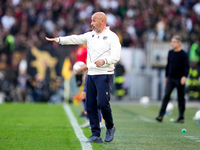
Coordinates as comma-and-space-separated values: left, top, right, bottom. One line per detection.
159, 77, 185, 119
86, 74, 114, 137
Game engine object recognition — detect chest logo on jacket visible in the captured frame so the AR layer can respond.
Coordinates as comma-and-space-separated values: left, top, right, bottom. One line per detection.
103, 36, 108, 40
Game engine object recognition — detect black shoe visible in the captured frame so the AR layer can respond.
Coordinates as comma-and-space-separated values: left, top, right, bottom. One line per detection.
86, 136, 103, 143
155, 116, 163, 122
104, 126, 116, 142
174, 119, 184, 124
79, 112, 85, 117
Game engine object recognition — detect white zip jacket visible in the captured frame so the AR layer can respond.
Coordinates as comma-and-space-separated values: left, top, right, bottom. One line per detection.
59, 27, 121, 75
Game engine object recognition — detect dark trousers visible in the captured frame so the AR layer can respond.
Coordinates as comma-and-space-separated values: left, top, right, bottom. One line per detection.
86, 74, 114, 137
159, 77, 185, 119
82, 99, 102, 121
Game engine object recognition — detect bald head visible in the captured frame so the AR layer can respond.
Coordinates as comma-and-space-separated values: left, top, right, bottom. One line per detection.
93, 12, 107, 24
91, 12, 107, 33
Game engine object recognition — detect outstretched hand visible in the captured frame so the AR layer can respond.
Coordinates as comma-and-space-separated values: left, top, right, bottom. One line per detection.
45, 37, 59, 43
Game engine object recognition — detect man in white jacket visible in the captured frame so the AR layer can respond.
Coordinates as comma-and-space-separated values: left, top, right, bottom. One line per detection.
46, 12, 121, 143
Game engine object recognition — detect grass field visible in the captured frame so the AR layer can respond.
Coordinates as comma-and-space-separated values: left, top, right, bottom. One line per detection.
0, 102, 200, 150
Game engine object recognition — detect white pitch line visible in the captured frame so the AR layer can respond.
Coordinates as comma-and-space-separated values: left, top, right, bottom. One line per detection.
184, 136, 200, 143
184, 136, 199, 139
63, 104, 92, 150
138, 115, 154, 123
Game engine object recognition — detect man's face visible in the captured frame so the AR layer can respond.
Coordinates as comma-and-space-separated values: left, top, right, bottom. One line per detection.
91, 15, 102, 33
171, 38, 181, 49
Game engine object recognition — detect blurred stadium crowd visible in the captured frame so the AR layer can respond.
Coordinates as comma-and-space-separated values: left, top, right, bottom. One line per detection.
0, 0, 200, 102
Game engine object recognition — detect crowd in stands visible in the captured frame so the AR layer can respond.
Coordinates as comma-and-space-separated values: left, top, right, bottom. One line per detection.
1, 0, 200, 49
0, 0, 200, 102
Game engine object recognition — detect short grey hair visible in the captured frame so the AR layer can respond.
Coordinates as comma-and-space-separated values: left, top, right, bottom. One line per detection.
172, 35, 182, 42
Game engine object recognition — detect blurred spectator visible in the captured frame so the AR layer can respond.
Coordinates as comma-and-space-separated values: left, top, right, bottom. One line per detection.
156, 17, 166, 41
16, 59, 29, 102
189, 41, 200, 66
49, 76, 64, 103
42, 62, 51, 102
0, 69, 17, 102
1, 8, 15, 31
12, 0, 21, 6
114, 61, 126, 100
171, 0, 181, 6
27, 74, 44, 102
0, 54, 8, 69
1, 0, 200, 50
193, 1, 200, 15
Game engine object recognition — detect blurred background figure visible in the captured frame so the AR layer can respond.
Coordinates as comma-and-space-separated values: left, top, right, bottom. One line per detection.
49, 76, 64, 104
16, 59, 29, 102
186, 40, 200, 100
27, 75, 43, 102
156, 35, 189, 123
114, 61, 126, 100
72, 45, 87, 116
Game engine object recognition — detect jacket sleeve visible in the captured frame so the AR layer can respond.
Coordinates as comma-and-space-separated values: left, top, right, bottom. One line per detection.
59, 33, 89, 45
106, 34, 121, 65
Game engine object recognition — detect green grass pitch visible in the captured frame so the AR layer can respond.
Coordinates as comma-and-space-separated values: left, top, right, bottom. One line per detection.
0, 102, 199, 150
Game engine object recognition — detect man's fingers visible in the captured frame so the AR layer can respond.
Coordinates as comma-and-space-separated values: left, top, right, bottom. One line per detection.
45, 37, 52, 41
95, 60, 104, 67
45, 37, 55, 42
